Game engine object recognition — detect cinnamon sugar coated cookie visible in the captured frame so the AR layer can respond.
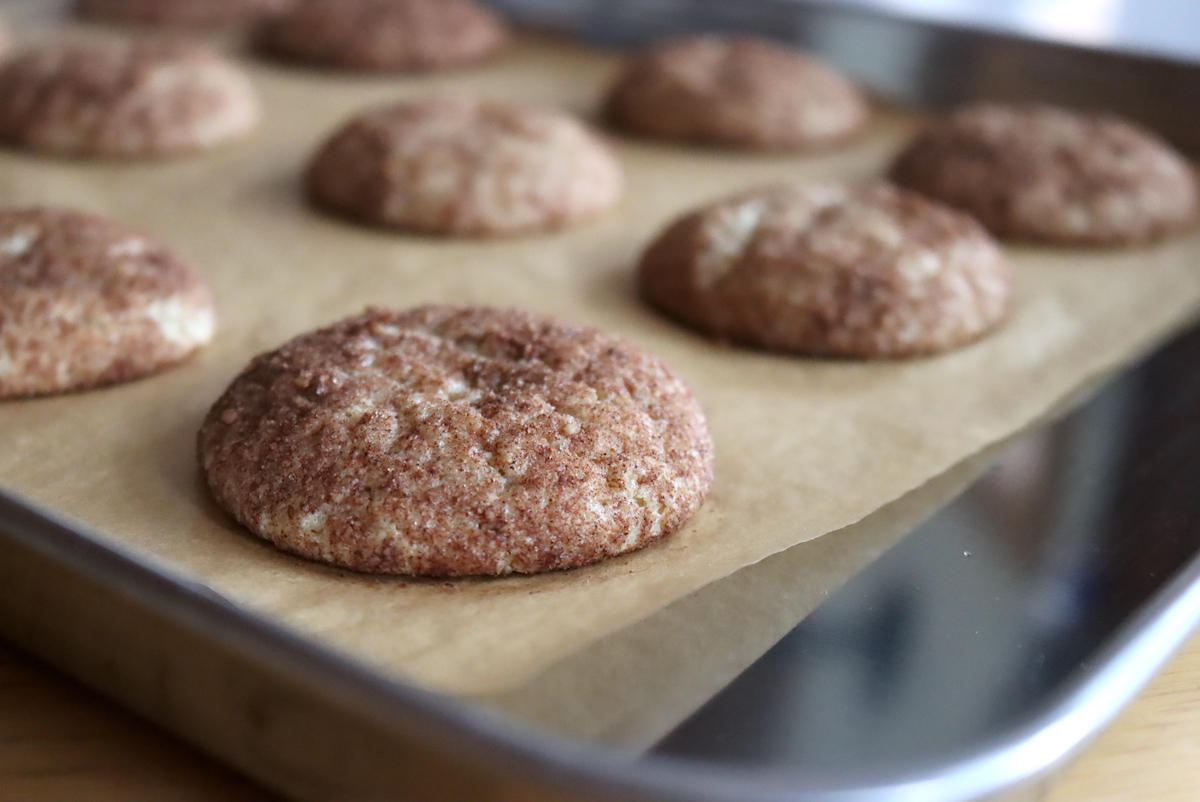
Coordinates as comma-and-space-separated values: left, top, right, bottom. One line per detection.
604, 35, 868, 151
638, 183, 1012, 357
890, 104, 1199, 245
198, 306, 714, 576
0, 40, 259, 158
256, 0, 507, 73
0, 208, 215, 399
75, 0, 292, 28
306, 97, 623, 236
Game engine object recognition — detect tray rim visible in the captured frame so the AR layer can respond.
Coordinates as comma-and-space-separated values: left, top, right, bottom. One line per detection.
5, 406, 1200, 802
5, 0, 1200, 799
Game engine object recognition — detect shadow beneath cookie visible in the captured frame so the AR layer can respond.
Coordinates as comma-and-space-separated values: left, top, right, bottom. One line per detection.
600, 121, 877, 165
169, 426, 417, 586
240, 169, 550, 247
236, 169, 308, 215
589, 259, 640, 307
239, 170, 440, 249
150, 409, 240, 531
142, 410, 299, 575
148, 400, 706, 598
584, 262, 721, 346
154, 413, 516, 591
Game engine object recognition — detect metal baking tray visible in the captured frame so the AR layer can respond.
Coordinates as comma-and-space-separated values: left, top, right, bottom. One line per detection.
4, 1, 1200, 800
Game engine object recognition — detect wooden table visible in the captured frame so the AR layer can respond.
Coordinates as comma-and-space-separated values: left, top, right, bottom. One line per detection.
0, 639, 276, 802
2, 633, 1199, 802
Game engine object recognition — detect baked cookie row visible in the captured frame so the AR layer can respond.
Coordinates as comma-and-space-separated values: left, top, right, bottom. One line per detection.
0, 26, 1190, 250
78, 0, 510, 73
3, 10, 1197, 578
0, 205, 716, 577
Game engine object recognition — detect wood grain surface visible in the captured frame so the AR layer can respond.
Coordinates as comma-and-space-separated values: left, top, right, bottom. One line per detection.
1046, 630, 1200, 802
0, 639, 277, 802
2, 633, 1199, 802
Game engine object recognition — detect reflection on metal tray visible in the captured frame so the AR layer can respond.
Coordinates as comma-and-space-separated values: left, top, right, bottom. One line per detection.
3, 1, 1200, 801
656, 327, 1200, 777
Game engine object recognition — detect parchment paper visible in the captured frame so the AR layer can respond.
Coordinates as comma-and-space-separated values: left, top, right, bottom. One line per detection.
480, 433, 1013, 748
2, 35, 1200, 714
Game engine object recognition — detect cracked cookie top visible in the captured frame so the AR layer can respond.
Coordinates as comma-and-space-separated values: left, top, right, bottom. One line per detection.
197, 305, 714, 576
0, 39, 260, 159
604, 35, 869, 151
637, 182, 1012, 357
890, 104, 1199, 245
306, 95, 623, 236
255, 0, 507, 73
0, 206, 215, 399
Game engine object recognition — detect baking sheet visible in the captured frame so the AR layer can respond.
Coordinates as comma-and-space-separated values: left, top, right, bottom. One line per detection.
480, 432, 1014, 748
2, 31, 1200, 707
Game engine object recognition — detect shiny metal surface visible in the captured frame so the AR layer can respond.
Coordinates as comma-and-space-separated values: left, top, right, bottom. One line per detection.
803, 0, 1200, 62
3, 1, 1200, 800
6, 324, 1200, 802
656, 335, 1200, 777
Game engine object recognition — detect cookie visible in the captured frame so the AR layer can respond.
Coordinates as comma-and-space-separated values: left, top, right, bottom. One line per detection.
890, 104, 1200, 245
75, 0, 292, 29
0, 40, 259, 159
637, 182, 1012, 357
255, 0, 507, 73
198, 305, 714, 576
306, 96, 623, 236
0, 207, 215, 400
604, 35, 868, 151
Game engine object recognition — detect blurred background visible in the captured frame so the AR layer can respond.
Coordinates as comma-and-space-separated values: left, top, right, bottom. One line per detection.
817, 0, 1200, 60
